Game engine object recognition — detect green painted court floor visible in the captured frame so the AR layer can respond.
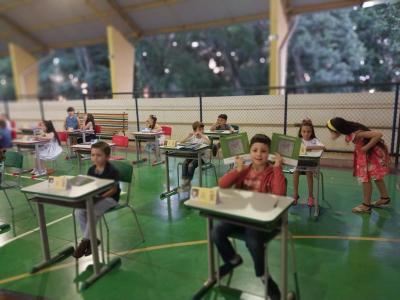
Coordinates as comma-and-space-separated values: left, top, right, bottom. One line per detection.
0, 151, 399, 300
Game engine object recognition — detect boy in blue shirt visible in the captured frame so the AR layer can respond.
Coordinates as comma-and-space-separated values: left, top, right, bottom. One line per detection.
64, 107, 79, 130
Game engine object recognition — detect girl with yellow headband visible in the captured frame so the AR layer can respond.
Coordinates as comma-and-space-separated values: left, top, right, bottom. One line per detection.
326, 117, 390, 213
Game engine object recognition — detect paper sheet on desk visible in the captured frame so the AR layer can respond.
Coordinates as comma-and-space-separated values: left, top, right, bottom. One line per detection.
223, 154, 252, 165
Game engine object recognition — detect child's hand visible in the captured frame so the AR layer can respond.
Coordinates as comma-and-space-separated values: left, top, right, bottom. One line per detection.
235, 156, 244, 172
361, 145, 369, 153
274, 153, 283, 167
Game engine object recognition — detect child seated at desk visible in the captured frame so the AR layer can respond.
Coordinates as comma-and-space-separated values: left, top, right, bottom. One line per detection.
144, 114, 162, 132
32, 120, 62, 176
0, 120, 12, 149
180, 121, 210, 191
73, 141, 120, 258
210, 114, 232, 132
210, 114, 233, 156
79, 113, 97, 142
144, 115, 163, 162
212, 134, 285, 300
64, 107, 79, 130
293, 118, 325, 206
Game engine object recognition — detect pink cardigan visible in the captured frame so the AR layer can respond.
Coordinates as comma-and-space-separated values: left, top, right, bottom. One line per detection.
218, 164, 286, 196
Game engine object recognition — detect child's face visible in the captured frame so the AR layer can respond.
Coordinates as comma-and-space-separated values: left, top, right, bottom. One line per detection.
301, 125, 313, 141
68, 110, 75, 117
250, 142, 269, 167
147, 117, 154, 125
217, 117, 226, 125
91, 148, 108, 166
194, 126, 204, 134
329, 130, 340, 140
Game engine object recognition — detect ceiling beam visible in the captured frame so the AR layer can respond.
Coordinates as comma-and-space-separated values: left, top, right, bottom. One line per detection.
0, 13, 48, 52
123, 0, 184, 11
142, 12, 269, 36
289, 0, 364, 15
106, 0, 142, 38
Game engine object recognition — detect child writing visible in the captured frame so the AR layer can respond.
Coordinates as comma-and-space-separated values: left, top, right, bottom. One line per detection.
80, 113, 97, 142
180, 121, 210, 191
64, 107, 79, 130
73, 141, 120, 258
145, 114, 162, 132
210, 114, 233, 156
326, 117, 390, 213
293, 118, 325, 206
144, 115, 163, 163
33, 120, 63, 176
212, 134, 285, 300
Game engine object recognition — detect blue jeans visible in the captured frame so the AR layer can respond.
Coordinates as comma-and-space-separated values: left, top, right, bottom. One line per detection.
182, 159, 204, 181
212, 222, 275, 277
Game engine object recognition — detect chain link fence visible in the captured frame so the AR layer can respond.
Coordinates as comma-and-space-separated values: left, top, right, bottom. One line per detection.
2, 82, 400, 165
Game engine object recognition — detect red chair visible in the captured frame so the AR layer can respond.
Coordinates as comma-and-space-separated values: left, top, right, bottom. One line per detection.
110, 135, 129, 160
57, 131, 68, 144
94, 125, 102, 140
161, 125, 172, 139
10, 120, 17, 139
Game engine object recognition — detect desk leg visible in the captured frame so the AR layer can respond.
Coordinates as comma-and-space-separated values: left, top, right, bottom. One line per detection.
133, 138, 143, 164
193, 217, 216, 299
86, 197, 101, 275
281, 211, 288, 300
31, 203, 74, 273
82, 133, 86, 143
77, 151, 82, 174
82, 196, 121, 290
34, 143, 40, 171
198, 151, 203, 187
37, 203, 50, 261
314, 168, 320, 217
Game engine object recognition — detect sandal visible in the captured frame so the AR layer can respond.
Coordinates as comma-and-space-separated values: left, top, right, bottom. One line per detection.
371, 197, 391, 208
352, 203, 372, 214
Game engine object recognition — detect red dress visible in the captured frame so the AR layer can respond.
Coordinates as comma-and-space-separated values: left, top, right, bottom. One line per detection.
347, 133, 390, 183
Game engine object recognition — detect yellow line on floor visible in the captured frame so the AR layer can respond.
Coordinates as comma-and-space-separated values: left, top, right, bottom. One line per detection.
0, 240, 207, 285
293, 235, 400, 243
0, 235, 399, 285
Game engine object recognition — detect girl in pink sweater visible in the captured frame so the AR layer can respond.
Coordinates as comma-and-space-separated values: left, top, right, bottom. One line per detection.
212, 134, 285, 300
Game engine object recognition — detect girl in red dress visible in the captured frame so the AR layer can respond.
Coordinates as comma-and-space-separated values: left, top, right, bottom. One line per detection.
327, 117, 391, 213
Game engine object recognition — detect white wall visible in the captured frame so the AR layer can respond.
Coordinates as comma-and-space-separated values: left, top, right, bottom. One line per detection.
6, 91, 396, 152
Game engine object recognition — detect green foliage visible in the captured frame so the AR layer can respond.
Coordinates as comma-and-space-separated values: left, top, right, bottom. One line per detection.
0, 57, 15, 100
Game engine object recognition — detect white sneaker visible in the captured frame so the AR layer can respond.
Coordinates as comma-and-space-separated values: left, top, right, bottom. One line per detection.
33, 169, 47, 176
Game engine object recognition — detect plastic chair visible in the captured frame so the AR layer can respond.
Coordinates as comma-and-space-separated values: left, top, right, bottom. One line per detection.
72, 160, 144, 263
94, 125, 102, 140
110, 135, 129, 160
1, 151, 35, 215
161, 126, 172, 139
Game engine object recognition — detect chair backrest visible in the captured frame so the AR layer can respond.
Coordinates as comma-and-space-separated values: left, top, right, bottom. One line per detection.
112, 135, 129, 147
161, 125, 172, 136
231, 124, 239, 131
57, 131, 68, 142
94, 125, 102, 134
11, 130, 17, 139
110, 160, 133, 184
4, 151, 23, 169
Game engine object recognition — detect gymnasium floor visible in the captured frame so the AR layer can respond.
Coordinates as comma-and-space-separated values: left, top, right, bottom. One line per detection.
0, 151, 398, 300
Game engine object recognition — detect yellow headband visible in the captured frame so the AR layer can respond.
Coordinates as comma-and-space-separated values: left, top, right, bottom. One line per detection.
327, 119, 338, 132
